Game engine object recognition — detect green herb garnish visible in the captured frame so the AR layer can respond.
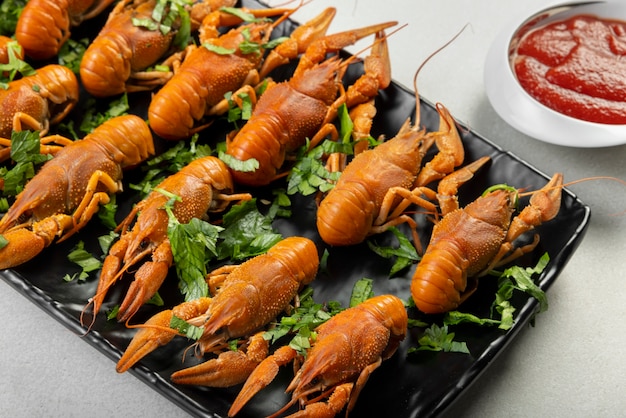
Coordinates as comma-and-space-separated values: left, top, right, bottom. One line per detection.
165, 199, 223, 301
63, 241, 103, 282
263, 287, 342, 356
170, 314, 205, 340
217, 198, 282, 261
409, 323, 470, 354
1, 130, 52, 196
367, 227, 420, 276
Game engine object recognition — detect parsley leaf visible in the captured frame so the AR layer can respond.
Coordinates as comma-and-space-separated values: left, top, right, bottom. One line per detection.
0, 234, 8, 250
2, 130, 52, 196
166, 207, 223, 301
217, 199, 282, 261
443, 311, 501, 327
79, 94, 130, 135
63, 241, 103, 282
409, 323, 469, 354
0, 0, 25, 35
219, 150, 258, 173
58, 38, 89, 74
0, 40, 35, 87
132, 0, 193, 47
203, 43, 236, 55
349, 278, 374, 307
491, 252, 549, 329
286, 140, 342, 196
367, 227, 420, 276
97, 194, 118, 230
263, 287, 342, 357
130, 135, 212, 197
97, 231, 119, 255
266, 188, 291, 219
170, 314, 204, 340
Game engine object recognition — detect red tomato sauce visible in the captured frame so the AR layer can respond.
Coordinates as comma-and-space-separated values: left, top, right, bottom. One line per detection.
510, 14, 626, 124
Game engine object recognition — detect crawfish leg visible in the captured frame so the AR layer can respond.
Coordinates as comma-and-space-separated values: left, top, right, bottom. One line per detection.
116, 309, 178, 373
116, 296, 212, 373
346, 30, 392, 108
0, 137, 10, 162
229, 345, 298, 417
415, 103, 466, 188
435, 156, 491, 216
0, 213, 74, 269
83, 235, 130, 327
206, 264, 237, 295
0, 131, 74, 162
479, 173, 563, 275
375, 186, 438, 226
208, 84, 259, 117
171, 332, 269, 387
280, 384, 354, 418
37, 134, 75, 156
117, 239, 174, 322
349, 100, 378, 155
346, 357, 382, 414
12, 111, 47, 133
59, 169, 122, 242
259, 7, 337, 78
292, 20, 397, 78
371, 186, 439, 255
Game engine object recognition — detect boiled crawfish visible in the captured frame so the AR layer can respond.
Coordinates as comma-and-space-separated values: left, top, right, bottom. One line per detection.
315, 25, 472, 249
225, 20, 397, 187
79, 0, 239, 98
411, 173, 563, 314
15, 0, 116, 60
115, 236, 319, 390
229, 294, 407, 417
0, 114, 155, 270
84, 155, 252, 326
0, 64, 79, 156
316, 101, 474, 249
148, 5, 334, 141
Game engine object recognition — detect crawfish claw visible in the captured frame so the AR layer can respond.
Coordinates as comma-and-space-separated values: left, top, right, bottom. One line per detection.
229, 345, 297, 417
0, 228, 46, 270
172, 350, 258, 387
506, 173, 563, 242
172, 332, 269, 387
283, 383, 353, 418
116, 310, 178, 373
116, 240, 173, 322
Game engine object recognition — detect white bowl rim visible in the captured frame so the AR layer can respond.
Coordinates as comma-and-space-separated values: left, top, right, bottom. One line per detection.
484, 0, 626, 148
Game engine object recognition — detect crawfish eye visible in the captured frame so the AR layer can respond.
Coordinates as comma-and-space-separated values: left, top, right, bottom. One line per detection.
482, 183, 519, 207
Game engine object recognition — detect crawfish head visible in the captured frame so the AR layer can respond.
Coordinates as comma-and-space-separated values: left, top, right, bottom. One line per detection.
289, 56, 345, 106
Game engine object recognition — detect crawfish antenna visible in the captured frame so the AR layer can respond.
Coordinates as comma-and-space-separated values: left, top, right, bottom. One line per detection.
340, 22, 406, 67
412, 23, 470, 126
270, 0, 310, 29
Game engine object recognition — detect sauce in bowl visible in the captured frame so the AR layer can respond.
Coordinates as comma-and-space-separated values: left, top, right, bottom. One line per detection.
510, 14, 626, 124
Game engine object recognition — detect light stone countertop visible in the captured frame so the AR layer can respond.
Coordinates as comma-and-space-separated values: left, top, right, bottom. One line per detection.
1, 1, 625, 417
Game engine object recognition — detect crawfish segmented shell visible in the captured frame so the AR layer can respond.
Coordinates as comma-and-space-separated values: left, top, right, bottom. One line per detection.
148, 22, 269, 140
79, 0, 177, 97
316, 123, 429, 246
202, 236, 319, 340
0, 64, 79, 138
0, 115, 154, 233
16, 0, 115, 60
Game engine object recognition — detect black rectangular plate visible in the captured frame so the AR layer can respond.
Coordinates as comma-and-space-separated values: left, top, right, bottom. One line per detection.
0, 1, 590, 417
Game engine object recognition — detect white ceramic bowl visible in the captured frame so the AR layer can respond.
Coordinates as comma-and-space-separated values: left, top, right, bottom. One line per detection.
484, 1, 626, 148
